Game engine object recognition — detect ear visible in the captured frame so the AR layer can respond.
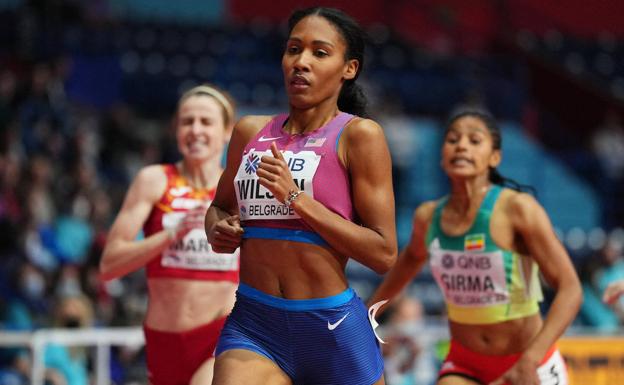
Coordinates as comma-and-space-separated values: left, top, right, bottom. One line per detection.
343, 59, 359, 81
489, 149, 501, 168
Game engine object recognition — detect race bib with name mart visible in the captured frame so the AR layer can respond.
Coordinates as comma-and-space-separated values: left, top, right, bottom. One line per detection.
234, 149, 321, 220
161, 228, 239, 271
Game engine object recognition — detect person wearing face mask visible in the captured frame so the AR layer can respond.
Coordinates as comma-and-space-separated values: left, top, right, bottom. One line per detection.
1, 263, 60, 385
369, 108, 582, 385
205, 7, 397, 385
100, 85, 239, 385
43, 295, 94, 385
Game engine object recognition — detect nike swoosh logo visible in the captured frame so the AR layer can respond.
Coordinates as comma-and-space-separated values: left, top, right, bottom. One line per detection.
258, 135, 283, 142
327, 313, 349, 330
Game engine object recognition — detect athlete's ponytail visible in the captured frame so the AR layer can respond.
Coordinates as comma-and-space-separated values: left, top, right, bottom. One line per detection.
338, 81, 368, 118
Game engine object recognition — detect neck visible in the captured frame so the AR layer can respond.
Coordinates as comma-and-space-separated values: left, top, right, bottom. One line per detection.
448, 176, 491, 214
178, 158, 222, 189
285, 99, 340, 135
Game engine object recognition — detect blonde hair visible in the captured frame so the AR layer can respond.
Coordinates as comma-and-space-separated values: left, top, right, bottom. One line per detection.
178, 84, 235, 128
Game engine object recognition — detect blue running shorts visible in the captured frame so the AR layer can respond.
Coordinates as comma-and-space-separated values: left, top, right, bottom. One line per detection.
216, 283, 384, 385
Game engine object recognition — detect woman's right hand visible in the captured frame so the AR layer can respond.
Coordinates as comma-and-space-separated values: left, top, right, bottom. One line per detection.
208, 214, 244, 253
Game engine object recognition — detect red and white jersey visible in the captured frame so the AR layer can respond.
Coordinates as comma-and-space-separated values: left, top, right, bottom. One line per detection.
144, 164, 239, 282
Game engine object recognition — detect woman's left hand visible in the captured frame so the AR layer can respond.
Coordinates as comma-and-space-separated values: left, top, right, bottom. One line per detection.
488, 354, 540, 385
256, 142, 300, 203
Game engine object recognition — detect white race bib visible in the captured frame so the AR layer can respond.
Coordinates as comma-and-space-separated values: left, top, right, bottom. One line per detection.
234, 149, 321, 220
161, 228, 239, 271
429, 239, 509, 307
161, 210, 238, 271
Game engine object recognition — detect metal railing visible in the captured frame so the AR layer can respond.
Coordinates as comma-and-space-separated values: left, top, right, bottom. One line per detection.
0, 327, 144, 385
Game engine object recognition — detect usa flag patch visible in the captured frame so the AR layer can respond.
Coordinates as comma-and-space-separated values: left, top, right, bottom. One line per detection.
305, 137, 326, 147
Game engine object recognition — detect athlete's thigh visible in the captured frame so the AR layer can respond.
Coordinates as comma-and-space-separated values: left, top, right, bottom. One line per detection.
190, 356, 215, 385
437, 375, 482, 385
372, 374, 386, 385
212, 349, 292, 385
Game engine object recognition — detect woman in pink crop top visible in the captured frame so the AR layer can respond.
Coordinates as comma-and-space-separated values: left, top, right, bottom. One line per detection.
100, 85, 239, 385
205, 7, 397, 385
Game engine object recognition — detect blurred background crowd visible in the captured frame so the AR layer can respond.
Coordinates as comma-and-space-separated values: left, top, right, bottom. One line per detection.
0, 0, 623, 384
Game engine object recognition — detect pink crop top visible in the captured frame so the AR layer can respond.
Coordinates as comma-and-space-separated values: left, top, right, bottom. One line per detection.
233, 112, 355, 246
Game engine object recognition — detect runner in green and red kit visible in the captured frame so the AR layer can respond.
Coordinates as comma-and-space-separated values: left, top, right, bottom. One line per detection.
369, 108, 582, 385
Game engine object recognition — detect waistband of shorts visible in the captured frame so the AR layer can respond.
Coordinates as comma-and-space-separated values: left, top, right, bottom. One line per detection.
449, 338, 558, 364
143, 316, 228, 339
237, 283, 355, 311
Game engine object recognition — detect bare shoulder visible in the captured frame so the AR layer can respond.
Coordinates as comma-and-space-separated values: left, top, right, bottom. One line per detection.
413, 200, 438, 229
222, 115, 275, 184
340, 117, 388, 167
233, 115, 274, 142
135, 164, 167, 186
502, 189, 541, 216
130, 164, 168, 202
414, 200, 438, 222
404, 200, 438, 255
343, 117, 385, 142
498, 188, 546, 230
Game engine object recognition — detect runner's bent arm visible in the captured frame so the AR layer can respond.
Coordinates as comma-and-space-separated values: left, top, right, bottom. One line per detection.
368, 202, 436, 309
510, 193, 582, 363
205, 116, 268, 252
100, 165, 170, 281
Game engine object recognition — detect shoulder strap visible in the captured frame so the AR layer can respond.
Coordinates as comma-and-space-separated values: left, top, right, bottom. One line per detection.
480, 185, 502, 213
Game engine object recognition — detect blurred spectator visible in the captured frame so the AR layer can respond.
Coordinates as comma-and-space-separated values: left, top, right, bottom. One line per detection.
0, 69, 18, 133
379, 296, 436, 385
591, 110, 624, 181
590, 110, 624, 227
22, 154, 59, 272
44, 294, 94, 385
24, 154, 56, 227
0, 261, 54, 384
19, 62, 69, 157
578, 238, 624, 331
593, 239, 624, 314
54, 265, 83, 299
602, 279, 624, 321
3, 261, 52, 331
0, 153, 24, 226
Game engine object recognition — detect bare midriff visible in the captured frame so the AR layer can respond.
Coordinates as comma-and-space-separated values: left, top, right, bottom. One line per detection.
239, 238, 349, 299
146, 279, 237, 331
449, 313, 543, 355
